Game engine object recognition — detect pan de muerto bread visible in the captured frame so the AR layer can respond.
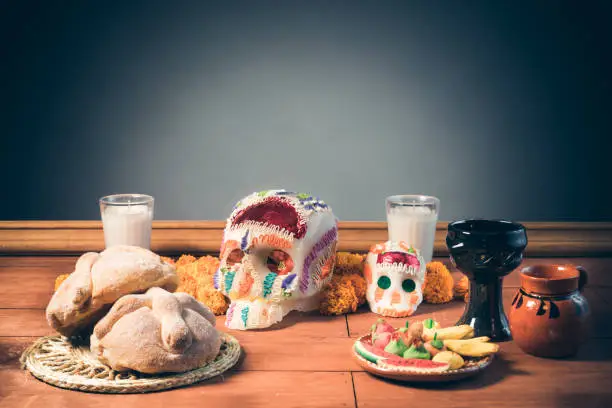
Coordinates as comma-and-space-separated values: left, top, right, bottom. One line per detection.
90, 287, 221, 373
46, 245, 178, 337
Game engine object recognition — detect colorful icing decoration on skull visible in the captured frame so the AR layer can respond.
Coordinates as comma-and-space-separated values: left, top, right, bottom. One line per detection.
365, 241, 426, 317
217, 190, 338, 330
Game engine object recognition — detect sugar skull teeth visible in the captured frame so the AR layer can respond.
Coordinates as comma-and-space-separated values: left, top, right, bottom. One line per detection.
218, 190, 338, 330
364, 241, 426, 318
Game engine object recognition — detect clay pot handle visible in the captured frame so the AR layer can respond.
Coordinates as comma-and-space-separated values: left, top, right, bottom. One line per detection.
576, 266, 588, 292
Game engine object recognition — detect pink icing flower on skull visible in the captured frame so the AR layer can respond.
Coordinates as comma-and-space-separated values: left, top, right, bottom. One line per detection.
377, 251, 421, 268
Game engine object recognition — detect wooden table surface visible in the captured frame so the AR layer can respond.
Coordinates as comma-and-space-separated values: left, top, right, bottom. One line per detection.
1, 256, 611, 408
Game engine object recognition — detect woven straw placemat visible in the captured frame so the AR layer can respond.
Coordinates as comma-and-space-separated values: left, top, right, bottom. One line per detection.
20, 332, 241, 394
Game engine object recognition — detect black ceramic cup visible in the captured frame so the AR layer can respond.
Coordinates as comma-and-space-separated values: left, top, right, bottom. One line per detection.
446, 219, 527, 341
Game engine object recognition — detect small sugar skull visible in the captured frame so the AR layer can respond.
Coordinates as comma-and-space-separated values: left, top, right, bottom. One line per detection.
364, 241, 425, 317
216, 190, 338, 330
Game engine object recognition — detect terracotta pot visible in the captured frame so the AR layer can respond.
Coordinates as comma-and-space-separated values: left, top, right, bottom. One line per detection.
508, 264, 590, 358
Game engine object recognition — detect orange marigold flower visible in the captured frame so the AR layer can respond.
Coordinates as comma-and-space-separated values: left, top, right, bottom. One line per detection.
54, 274, 70, 291
422, 261, 454, 304
454, 275, 469, 303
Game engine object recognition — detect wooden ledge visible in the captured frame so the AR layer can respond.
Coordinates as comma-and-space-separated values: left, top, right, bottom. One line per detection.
1, 221, 611, 256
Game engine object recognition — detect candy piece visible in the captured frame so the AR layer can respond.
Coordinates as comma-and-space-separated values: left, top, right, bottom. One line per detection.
403, 321, 424, 346
370, 320, 396, 349
384, 337, 409, 356
431, 333, 444, 349
372, 331, 393, 349
423, 333, 446, 357
433, 351, 465, 370
372, 319, 395, 334
403, 344, 431, 360
423, 318, 439, 330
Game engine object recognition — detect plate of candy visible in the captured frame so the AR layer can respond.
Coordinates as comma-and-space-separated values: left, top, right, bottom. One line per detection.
353, 318, 498, 382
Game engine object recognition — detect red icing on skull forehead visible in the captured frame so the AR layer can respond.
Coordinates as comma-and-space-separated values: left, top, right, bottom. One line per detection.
232, 197, 306, 239
377, 251, 420, 267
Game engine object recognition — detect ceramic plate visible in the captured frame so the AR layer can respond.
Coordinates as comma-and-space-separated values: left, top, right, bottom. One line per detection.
353, 333, 494, 383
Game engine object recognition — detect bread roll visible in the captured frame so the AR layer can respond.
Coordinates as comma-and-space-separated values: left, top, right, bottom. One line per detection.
90, 287, 221, 373
46, 245, 178, 337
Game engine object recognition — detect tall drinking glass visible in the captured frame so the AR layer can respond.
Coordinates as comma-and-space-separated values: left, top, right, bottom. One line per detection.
100, 194, 154, 249
386, 195, 440, 263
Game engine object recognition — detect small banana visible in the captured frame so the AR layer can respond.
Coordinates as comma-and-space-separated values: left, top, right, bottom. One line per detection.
423, 325, 474, 341
443, 339, 500, 357
432, 351, 465, 370
466, 336, 490, 343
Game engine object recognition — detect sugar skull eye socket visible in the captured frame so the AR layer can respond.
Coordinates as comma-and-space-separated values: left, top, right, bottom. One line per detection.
377, 275, 391, 290
265, 250, 294, 275
226, 249, 245, 266
402, 278, 416, 293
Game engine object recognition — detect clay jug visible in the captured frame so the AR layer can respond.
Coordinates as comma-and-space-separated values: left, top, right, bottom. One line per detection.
508, 264, 590, 358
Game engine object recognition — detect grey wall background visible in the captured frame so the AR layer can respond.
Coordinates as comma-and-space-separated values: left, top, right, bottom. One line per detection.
2, 1, 611, 221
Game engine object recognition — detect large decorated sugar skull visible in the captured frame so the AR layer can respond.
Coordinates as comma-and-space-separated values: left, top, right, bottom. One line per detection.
364, 241, 426, 317
215, 190, 338, 330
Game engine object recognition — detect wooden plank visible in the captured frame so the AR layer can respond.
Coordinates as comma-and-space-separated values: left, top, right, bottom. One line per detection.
0, 269, 56, 308
0, 256, 78, 308
0, 256, 79, 268
0, 370, 356, 408
0, 337, 31, 366
1, 335, 355, 373
353, 341, 612, 408
0, 312, 352, 372
214, 313, 349, 340
0, 310, 52, 337
0, 310, 349, 339
346, 288, 612, 339
2, 221, 611, 256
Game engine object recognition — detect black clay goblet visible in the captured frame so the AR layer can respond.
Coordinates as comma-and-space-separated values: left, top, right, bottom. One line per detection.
446, 220, 527, 341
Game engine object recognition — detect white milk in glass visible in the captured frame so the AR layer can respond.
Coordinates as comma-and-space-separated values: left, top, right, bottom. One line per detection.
101, 204, 153, 249
387, 206, 438, 263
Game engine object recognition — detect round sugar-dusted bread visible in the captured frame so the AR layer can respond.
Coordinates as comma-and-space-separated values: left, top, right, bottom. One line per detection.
46, 246, 178, 337
90, 288, 221, 374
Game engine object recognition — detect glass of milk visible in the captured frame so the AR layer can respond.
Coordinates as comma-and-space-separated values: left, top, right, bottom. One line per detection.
100, 194, 154, 249
386, 195, 440, 263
